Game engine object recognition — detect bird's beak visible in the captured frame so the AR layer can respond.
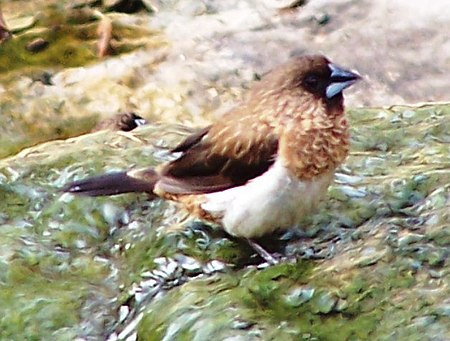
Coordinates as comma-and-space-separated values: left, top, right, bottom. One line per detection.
326, 63, 361, 99
134, 118, 147, 127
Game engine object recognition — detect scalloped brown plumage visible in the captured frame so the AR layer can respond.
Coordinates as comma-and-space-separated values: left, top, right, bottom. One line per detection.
64, 55, 360, 247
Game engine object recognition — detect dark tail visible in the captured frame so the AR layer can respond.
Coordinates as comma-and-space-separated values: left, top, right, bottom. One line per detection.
62, 170, 157, 197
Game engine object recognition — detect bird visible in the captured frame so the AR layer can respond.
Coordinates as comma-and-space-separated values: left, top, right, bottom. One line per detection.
92, 112, 147, 132
63, 55, 360, 263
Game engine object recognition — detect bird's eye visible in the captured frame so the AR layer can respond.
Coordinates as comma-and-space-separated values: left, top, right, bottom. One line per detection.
304, 74, 320, 90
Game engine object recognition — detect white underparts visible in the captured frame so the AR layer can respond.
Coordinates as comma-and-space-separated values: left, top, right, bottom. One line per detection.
201, 160, 334, 238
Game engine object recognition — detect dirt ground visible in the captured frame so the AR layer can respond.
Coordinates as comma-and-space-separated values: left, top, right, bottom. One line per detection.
148, 0, 450, 108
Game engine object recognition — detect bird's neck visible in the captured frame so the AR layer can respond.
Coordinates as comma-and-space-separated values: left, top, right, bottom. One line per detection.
278, 102, 349, 181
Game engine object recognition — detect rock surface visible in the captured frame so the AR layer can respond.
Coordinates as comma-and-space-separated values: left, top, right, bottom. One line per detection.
0, 105, 448, 340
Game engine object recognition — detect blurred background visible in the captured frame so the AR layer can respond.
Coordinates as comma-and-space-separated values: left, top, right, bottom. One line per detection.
0, 0, 449, 157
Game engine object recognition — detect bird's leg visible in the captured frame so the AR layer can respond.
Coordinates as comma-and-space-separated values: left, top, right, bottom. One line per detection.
246, 238, 279, 265
164, 211, 191, 233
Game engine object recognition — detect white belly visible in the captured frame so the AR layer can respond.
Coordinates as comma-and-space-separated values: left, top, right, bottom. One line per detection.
201, 161, 334, 238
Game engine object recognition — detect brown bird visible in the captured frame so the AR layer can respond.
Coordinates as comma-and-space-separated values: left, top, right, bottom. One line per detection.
92, 112, 147, 132
63, 55, 360, 262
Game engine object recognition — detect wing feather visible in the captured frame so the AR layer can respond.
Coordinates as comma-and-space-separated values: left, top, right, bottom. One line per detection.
157, 113, 278, 194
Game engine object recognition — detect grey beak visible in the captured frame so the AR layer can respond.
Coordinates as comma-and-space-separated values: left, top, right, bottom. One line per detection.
134, 119, 147, 127
326, 63, 361, 99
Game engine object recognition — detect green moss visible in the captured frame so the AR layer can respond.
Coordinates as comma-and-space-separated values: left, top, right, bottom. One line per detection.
0, 27, 96, 74
0, 5, 95, 73
0, 4, 166, 159
137, 261, 386, 341
0, 5, 162, 75
137, 259, 394, 339
0, 104, 449, 339
0, 249, 111, 340
0, 106, 99, 159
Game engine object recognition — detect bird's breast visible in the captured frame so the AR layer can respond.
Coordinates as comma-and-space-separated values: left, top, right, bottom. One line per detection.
280, 114, 349, 181
199, 160, 334, 238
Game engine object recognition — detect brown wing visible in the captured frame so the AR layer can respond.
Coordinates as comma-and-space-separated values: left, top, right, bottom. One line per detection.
171, 126, 211, 153
157, 114, 279, 194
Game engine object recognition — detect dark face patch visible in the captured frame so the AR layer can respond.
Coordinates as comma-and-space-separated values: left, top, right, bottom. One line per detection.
302, 70, 331, 97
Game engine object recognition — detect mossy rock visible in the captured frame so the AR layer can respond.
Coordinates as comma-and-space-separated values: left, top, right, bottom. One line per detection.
0, 104, 448, 339
0, 2, 166, 159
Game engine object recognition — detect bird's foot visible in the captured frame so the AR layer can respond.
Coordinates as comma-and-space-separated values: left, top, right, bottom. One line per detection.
246, 238, 280, 265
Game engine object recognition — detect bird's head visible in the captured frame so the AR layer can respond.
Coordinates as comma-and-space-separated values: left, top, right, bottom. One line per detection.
252, 55, 360, 115
118, 112, 147, 131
